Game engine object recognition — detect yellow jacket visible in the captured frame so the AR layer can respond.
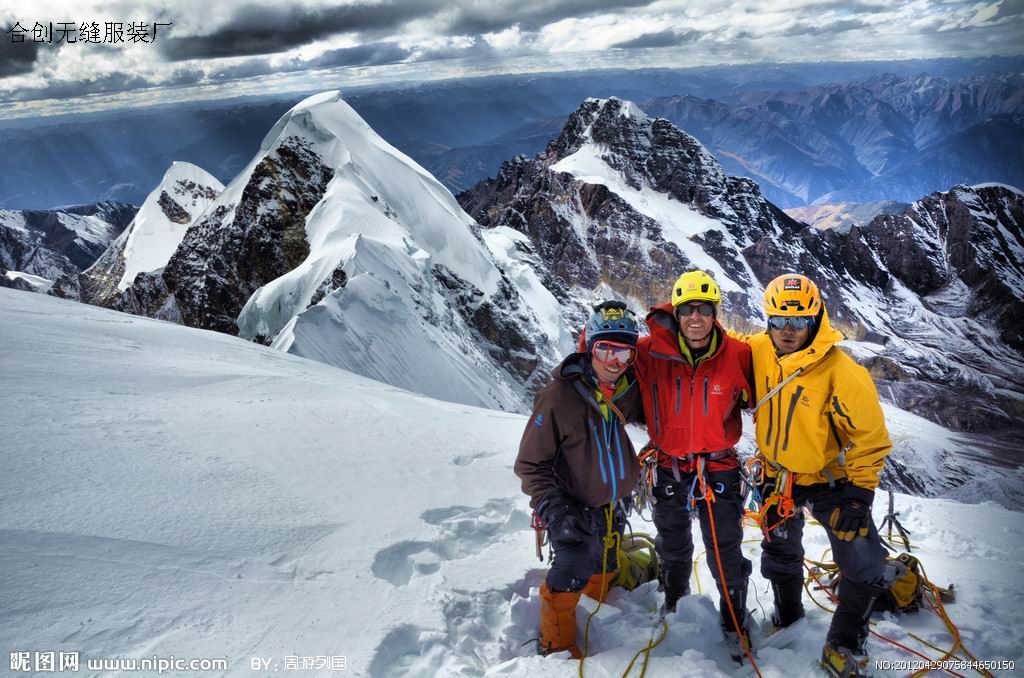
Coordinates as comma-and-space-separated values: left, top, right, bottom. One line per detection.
732, 308, 892, 490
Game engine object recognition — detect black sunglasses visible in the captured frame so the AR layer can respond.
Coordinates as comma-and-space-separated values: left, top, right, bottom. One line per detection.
677, 302, 715, 318
767, 316, 814, 330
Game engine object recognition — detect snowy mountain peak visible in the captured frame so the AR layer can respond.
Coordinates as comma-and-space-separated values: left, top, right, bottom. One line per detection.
97, 90, 558, 411
79, 161, 222, 308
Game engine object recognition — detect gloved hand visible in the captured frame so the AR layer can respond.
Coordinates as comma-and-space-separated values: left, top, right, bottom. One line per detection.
537, 491, 592, 543
829, 485, 874, 542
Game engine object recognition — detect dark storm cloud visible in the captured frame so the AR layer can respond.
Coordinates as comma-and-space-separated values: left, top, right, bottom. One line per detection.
445, 0, 659, 34
2, 71, 150, 101
783, 18, 869, 37
610, 29, 701, 49
201, 41, 415, 83
158, 1, 444, 60
0, 30, 41, 77
304, 42, 411, 68
993, 0, 1024, 19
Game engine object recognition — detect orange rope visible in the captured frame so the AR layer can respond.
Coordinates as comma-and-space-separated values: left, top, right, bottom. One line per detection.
703, 482, 762, 677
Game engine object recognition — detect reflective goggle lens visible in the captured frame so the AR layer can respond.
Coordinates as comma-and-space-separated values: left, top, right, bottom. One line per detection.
767, 316, 814, 330
592, 341, 636, 364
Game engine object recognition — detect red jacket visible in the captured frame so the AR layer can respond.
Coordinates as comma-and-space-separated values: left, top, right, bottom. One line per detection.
633, 303, 754, 473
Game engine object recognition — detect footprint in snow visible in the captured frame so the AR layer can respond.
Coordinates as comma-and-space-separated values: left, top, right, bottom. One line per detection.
370, 499, 529, 586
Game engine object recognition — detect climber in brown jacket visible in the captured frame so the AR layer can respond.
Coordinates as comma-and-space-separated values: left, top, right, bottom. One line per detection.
515, 301, 644, 656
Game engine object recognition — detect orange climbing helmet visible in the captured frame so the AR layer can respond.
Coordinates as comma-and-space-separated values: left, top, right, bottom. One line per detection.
763, 273, 822, 317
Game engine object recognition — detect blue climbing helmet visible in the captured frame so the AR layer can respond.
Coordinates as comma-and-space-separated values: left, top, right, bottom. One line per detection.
584, 301, 640, 353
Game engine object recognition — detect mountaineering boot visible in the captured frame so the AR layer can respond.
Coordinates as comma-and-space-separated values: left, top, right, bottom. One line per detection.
771, 577, 807, 627
827, 579, 883, 658
719, 581, 752, 663
658, 559, 692, 615
581, 571, 617, 602
539, 583, 582, 658
821, 641, 869, 678
758, 577, 808, 649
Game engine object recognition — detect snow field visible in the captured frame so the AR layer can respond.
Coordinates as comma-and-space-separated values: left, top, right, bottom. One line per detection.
1, 288, 1022, 678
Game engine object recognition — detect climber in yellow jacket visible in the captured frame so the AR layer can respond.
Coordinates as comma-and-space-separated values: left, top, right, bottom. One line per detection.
732, 273, 892, 678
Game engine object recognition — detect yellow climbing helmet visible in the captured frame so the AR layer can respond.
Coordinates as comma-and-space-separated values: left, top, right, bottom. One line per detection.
763, 273, 822, 316
671, 270, 721, 307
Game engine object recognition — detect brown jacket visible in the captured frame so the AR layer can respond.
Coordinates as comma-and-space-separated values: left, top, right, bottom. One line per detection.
515, 352, 645, 509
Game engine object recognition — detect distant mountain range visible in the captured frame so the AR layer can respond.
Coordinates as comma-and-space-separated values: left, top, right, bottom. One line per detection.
2, 57, 1022, 210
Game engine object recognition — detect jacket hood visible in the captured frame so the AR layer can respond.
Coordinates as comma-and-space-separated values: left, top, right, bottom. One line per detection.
555, 352, 594, 384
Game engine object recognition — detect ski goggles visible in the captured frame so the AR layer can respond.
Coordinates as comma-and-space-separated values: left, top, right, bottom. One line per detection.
676, 302, 715, 318
591, 340, 637, 366
767, 316, 815, 331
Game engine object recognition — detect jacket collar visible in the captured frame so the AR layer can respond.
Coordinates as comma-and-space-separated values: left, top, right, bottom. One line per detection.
646, 302, 725, 363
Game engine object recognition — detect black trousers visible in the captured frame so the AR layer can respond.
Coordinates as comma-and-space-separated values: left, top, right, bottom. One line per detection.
652, 466, 752, 624
760, 481, 887, 651
546, 503, 626, 592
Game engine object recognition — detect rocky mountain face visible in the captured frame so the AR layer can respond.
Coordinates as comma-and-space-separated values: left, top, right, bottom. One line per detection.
0, 202, 136, 294
459, 96, 1024, 498
102, 91, 559, 411
460, 97, 801, 329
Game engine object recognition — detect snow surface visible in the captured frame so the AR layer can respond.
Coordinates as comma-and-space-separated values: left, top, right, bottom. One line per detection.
3, 269, 53, 292
0, 209, 28, 232
970, 182, 1024, 197
118, 162, 223, 291
58, 212, 117, 250
481, 226, 577, 357
3, 287, 1022, 678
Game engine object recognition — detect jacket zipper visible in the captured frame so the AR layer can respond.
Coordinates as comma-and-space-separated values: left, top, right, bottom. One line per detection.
651, 382, 661, 438
703, 376, 709, 417
675, 376, 681, 416
772, 365, 784, 461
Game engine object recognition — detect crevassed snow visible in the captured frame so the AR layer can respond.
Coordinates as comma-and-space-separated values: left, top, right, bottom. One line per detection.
550, 142, 747, 293
118, 162, 223, 291
2, 287, 1022, 678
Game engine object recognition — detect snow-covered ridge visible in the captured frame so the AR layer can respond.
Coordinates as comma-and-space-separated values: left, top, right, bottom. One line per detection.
100, 90, 558, 411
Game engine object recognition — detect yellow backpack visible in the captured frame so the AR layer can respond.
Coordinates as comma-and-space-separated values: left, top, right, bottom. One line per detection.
879, 553, 925, 613
615, 532, 660, 591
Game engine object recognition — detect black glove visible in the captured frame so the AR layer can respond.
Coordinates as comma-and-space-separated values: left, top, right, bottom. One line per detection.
538, 491, 592, 543
829, 485, 874, 542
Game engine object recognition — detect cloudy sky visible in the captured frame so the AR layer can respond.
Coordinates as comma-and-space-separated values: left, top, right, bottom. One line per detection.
1, 0, 1022, 119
